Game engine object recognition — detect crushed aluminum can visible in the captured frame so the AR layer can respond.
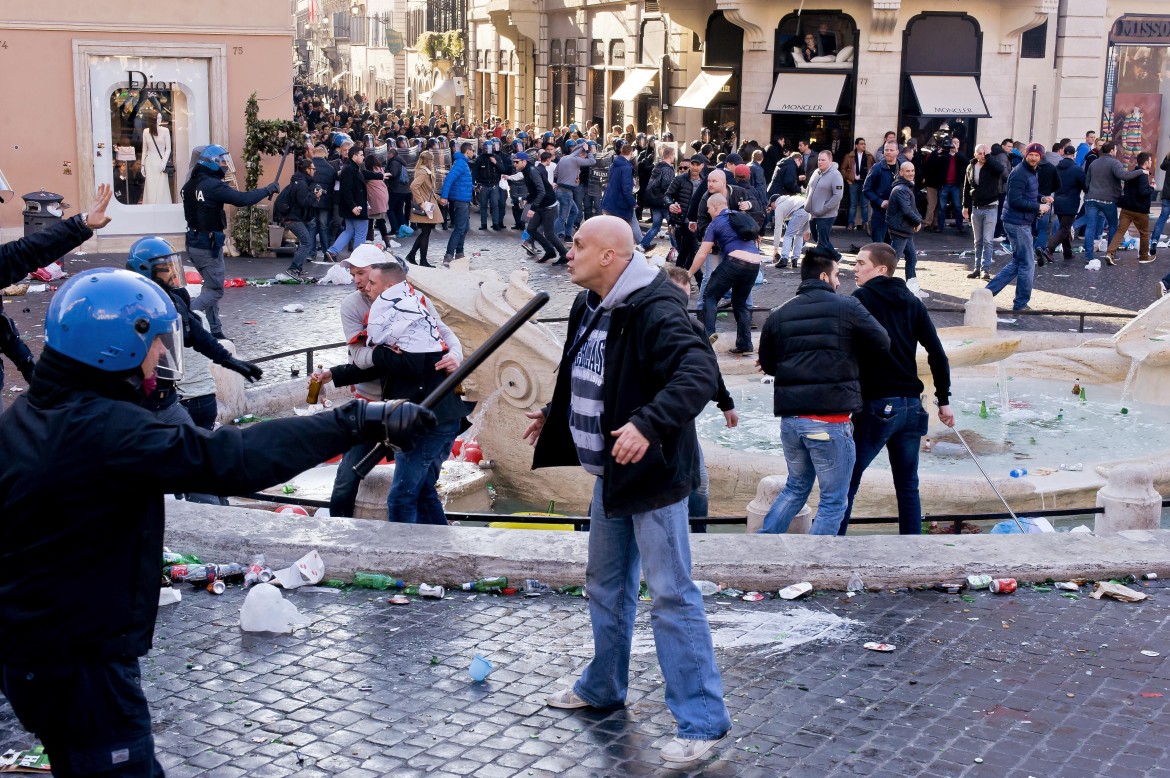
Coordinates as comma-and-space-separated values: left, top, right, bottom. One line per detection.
966, 574, 993, 590
1143, 573, 1158, 581
1054, 581, 1080, 591
418, 584, 446, 599
777, 582, 813, 600
863, 642, 896, 652
387, 595, 411, 605
207, 580, 226, 595
990, 578, 1017, 594
742, 592, 765, 602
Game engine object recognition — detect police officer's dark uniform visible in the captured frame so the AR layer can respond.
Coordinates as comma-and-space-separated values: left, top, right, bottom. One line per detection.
179, 145, 278, 339
0, 268, 434, 777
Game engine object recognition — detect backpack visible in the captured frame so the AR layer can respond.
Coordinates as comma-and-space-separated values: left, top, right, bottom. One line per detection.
395, 157, 410, 186
728, 210, 760, 240
272, 183, 295, 223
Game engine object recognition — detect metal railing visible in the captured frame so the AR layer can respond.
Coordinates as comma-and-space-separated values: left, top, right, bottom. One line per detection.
250, 341, 349, 376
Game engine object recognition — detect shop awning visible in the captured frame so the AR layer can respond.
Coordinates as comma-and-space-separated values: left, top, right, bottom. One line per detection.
908, 75, 990, 118
765, 72, 848, 115
673, 70, 732, 110
611, 68, 658, 102
421, 79, 458, 105
331, 70, 349, 84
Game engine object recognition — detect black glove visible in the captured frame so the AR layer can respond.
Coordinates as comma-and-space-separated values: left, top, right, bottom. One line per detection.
266, 181, 280, 195
223, 357, 263, 383
15, 356, 34, 383
344, 399, 436, 450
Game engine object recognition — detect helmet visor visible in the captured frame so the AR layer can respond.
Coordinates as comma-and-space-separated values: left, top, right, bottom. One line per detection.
151, 318, 184, 382
152, 254, 186, 290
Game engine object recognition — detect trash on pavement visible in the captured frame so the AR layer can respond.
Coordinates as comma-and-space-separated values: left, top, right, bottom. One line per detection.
468, 654, 493, 682
0, 745, 50, 772
272, 550, 325, 589
240, 583, 312, 633
1054, 582, 1079, 591
1089, 581, 1148, 603
387, 595, 411, 605
207, 580, 226, 595
1140, 650, 1160, 657
694, 580, 720, 596
274, 504, 309, 516
742, 592, 765, 602
319, 263, 354, 285
158, 588, 182, 606
1069, 525, 1093, 534
863, 642, 896, 652
244, 555, 272, 588
777, 582, 813, 600
967, 574, 993, 590
281, 303, 305, 313
990, 578, 1018, 594
847, 571, 865, 593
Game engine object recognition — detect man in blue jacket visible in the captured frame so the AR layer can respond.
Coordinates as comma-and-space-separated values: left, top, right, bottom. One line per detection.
986, 143, 1052, 311
863, 140, 899, 243
525, 215, 731, 766
440, 142, 475, 264
601, 141, 640, 243
1044, 145, 1086, 262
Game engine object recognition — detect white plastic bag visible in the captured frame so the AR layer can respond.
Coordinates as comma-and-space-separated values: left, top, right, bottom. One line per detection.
240, 583, 311, 633
319, 263, 354, 285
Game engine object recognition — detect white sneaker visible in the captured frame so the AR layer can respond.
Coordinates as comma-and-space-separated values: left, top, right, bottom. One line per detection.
660, 733, 727, 764
906, 277, 929, 299
1160, 279, 1169, 297
546, 688, 592, 709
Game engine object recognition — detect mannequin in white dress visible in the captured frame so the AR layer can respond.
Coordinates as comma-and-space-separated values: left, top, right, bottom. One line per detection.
141, 114, 172, 205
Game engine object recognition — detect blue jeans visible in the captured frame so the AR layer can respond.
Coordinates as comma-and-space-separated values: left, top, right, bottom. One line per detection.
311, 208, 333, 255
987, 222, 1035, 310
180, 393, 218, 430
889, 233, 918, 279
759, 417, 855, 535
328, 217, 368, 255
970, 205, 997, 273
387, 418, 460, 524
702, 256, 757, 351
687, 446, 709, 533
574, 479, 731, 740
848, 182, 869, 227
445, 200, 470, 257
1151, 200, 1170, 250
810, 216, 839, 259
330, 440, 380, 518
639, 207, 667, 250
938, 184, 963, 229
1033, 209, 1054, 252
555, 185, 579, 237
1083, 200, 1118, 260
285, 220, 312, 271
839, 398, 929, 536
478, 184, 502, 228
870, 210, 888, 243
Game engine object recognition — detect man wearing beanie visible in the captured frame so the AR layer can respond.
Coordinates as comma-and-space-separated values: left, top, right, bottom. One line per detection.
986, 143, 1051, 311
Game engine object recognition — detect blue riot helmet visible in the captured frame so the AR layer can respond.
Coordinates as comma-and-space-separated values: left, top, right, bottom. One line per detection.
197, 144, 229, 172
126, 236, 186, 290
45, 268, 183, 381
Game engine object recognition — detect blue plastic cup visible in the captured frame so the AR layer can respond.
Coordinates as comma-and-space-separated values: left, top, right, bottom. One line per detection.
468, 654, 492, 683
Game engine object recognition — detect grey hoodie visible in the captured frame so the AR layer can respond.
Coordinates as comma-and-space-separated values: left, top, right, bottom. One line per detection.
568, 257, 660, 475
555, 148, 597, 187
1085, 154, 1145, 203
805, 162, 844, 218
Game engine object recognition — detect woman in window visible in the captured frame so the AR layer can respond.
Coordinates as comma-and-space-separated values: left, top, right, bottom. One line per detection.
802, 34, 818, 62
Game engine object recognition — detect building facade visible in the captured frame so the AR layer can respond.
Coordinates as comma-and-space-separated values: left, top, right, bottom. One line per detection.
0, 1, 294, 245
464, 0, 1170, 180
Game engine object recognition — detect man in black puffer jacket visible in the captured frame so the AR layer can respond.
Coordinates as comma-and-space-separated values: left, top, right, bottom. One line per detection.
756, 245, 889, 536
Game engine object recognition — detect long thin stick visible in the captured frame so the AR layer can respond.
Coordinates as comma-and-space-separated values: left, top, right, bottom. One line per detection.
950, 427, 1028, 532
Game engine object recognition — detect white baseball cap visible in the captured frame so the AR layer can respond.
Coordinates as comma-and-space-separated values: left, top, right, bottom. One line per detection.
341, 243, 384, 269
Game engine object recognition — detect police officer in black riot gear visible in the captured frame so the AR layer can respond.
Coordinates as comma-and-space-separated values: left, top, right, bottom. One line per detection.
179, 144, 279, 339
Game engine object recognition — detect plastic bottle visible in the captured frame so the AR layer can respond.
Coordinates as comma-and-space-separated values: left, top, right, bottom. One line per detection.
168, 564, 214, 584
1010, 468, 1028, 478
162, 549, 201, 566
213, 563, 248, 581
1056, 407, 1064, 421
847, 571, 865, 593
462, 576, 507, 592
244, 555, 270, 588
979, 400, 989, 419
694, 580, 720, 596
353, 572, 405, 590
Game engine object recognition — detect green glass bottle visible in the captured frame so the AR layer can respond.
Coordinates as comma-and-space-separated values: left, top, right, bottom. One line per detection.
461, 576, 507, 592
979, 400, 989, 419
1079, 386, 1087, 401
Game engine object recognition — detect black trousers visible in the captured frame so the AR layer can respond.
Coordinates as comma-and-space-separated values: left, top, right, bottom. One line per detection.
1, 658, 165, 777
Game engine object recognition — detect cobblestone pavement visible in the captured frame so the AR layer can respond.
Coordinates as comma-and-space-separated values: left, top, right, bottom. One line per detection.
4, 219, 1164, 399
2, 580, 1168, 776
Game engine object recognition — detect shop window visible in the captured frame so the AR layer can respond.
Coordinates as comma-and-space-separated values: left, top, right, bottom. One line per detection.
109, 79, 191, 206
774, 11, 858, 70
898, 13, 983, 154
1021, 22, 1047, 59
704, 12, 742, 68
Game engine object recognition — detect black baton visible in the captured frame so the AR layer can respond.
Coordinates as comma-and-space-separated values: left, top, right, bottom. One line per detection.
353, 291, 551, 479
268, 141, 294, 200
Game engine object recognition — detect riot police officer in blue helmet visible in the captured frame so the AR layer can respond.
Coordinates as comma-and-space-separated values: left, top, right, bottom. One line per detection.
0, 181, 115, 411
126, 236, 264, 426
0, 267, 435, 776
180, 144, 280, 340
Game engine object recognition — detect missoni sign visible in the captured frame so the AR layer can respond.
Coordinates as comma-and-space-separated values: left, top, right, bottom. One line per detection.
1111, 16, 1170, 45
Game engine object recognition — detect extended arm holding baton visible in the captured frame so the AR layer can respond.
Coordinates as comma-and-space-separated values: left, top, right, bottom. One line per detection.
267, 142, 295, 200
354, 291, 551, 479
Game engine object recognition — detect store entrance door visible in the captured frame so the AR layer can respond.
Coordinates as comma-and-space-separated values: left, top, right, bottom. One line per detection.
87, 55, 212, 235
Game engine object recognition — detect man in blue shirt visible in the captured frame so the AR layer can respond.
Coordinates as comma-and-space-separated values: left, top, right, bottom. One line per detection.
686, 193, 761, 354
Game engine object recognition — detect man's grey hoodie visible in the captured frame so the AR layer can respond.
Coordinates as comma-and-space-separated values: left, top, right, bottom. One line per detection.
1085, 154, 1145, 203
805, 162, 844, 218
555, 148, 597, 187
